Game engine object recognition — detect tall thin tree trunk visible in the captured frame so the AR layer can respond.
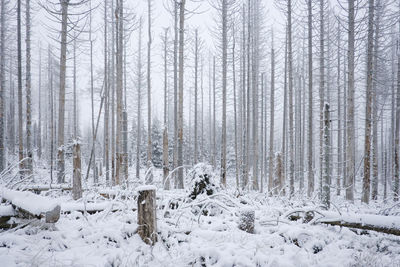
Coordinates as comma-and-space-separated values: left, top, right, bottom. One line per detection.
25, 0, 33, 176
269, 33, 275, 194
177, 0, 186, 189
337, 26, 342, 196
104, 0, 110, 185
318, 0, 325, 199
136, 18, 143, 181
17, 0, 24, 177
362, 0, 374, 204
0, 0, 6, 171
346, 0, 355, 201
307, 0, 313, 197
57, 0, 68, 184
394, 19, 400, 201
147, 0, 153, 175
288, 0, 295, 195
173, 1, 178, 188
371, 1, 381, 200
220, 0, 227, 187
194, 29, 199, 165
89, 6, 97, 184
232, 27, 239, 189
38, 44, 42, 160
163, 28, 169, 189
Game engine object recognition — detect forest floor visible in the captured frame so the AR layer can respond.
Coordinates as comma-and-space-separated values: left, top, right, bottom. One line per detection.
1, 165, 400, 267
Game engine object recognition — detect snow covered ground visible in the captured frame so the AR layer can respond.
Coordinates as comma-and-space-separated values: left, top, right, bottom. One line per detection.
1, 167, 400, 267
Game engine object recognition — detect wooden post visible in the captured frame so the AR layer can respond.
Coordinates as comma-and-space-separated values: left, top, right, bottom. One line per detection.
137, 186, 157, 245
73, 142, 82, 200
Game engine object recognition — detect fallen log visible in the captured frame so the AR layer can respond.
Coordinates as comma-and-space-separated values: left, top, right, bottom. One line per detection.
318, 212, 400, 236
61, 202, 136, 215
20, 184, 73, 193
0, 187, 60, 223
284, 209, 400, 236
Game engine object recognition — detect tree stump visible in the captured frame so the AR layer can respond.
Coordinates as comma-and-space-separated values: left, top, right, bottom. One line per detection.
137, 186, 157, 245
72, 142, 82, 200
238, 208, 255, 233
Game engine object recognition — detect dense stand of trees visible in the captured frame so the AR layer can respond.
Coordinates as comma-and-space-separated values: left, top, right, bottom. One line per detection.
0, 0, 399, 206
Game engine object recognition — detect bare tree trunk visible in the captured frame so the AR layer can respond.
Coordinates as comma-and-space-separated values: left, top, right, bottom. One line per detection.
281, 25, 288, 195
17, 0, 24, 177
337, 26, 341, 196
104, 0, 110, 185
220, 0, 227, 187
38, 44, 42, 160
0, 0, 5, 171
115, 0, 124, 185
136, 18, 143, 181
318, 0, 325, 199
57, 0, 68, 184
173, 1, 178, 188
110, 0, 116, 185
147, 0, 153, 175
163, 28, 169, 189
268, 33, 275, 194
89, 6, 97, 184
288, 0, 294, 195
371, 1, 381, 200
232, 26, 239, 189
25, 0, 33, 177
394, 21, 400, 201
177, 0, 186, 189
212, 56, 216, 169
362, 0, 374, 204
194, 29, 199, 165
346, 0, 355, 201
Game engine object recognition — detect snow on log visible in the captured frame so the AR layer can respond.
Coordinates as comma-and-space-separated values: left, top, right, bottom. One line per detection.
285, 209, 400, 236
137, 187, 157, 245
0, 187, 60, 223
61, 202, 131, 214
21, 184, 73, 192
317, 211, 400, 236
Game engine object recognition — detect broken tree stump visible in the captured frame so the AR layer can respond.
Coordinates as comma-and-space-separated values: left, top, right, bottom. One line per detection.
137, 186, 157, 245
238, 208, 255, 233
73, 142, 82, 200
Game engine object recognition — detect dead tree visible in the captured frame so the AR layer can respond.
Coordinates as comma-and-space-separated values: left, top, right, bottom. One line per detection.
362, 0, 374, 204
